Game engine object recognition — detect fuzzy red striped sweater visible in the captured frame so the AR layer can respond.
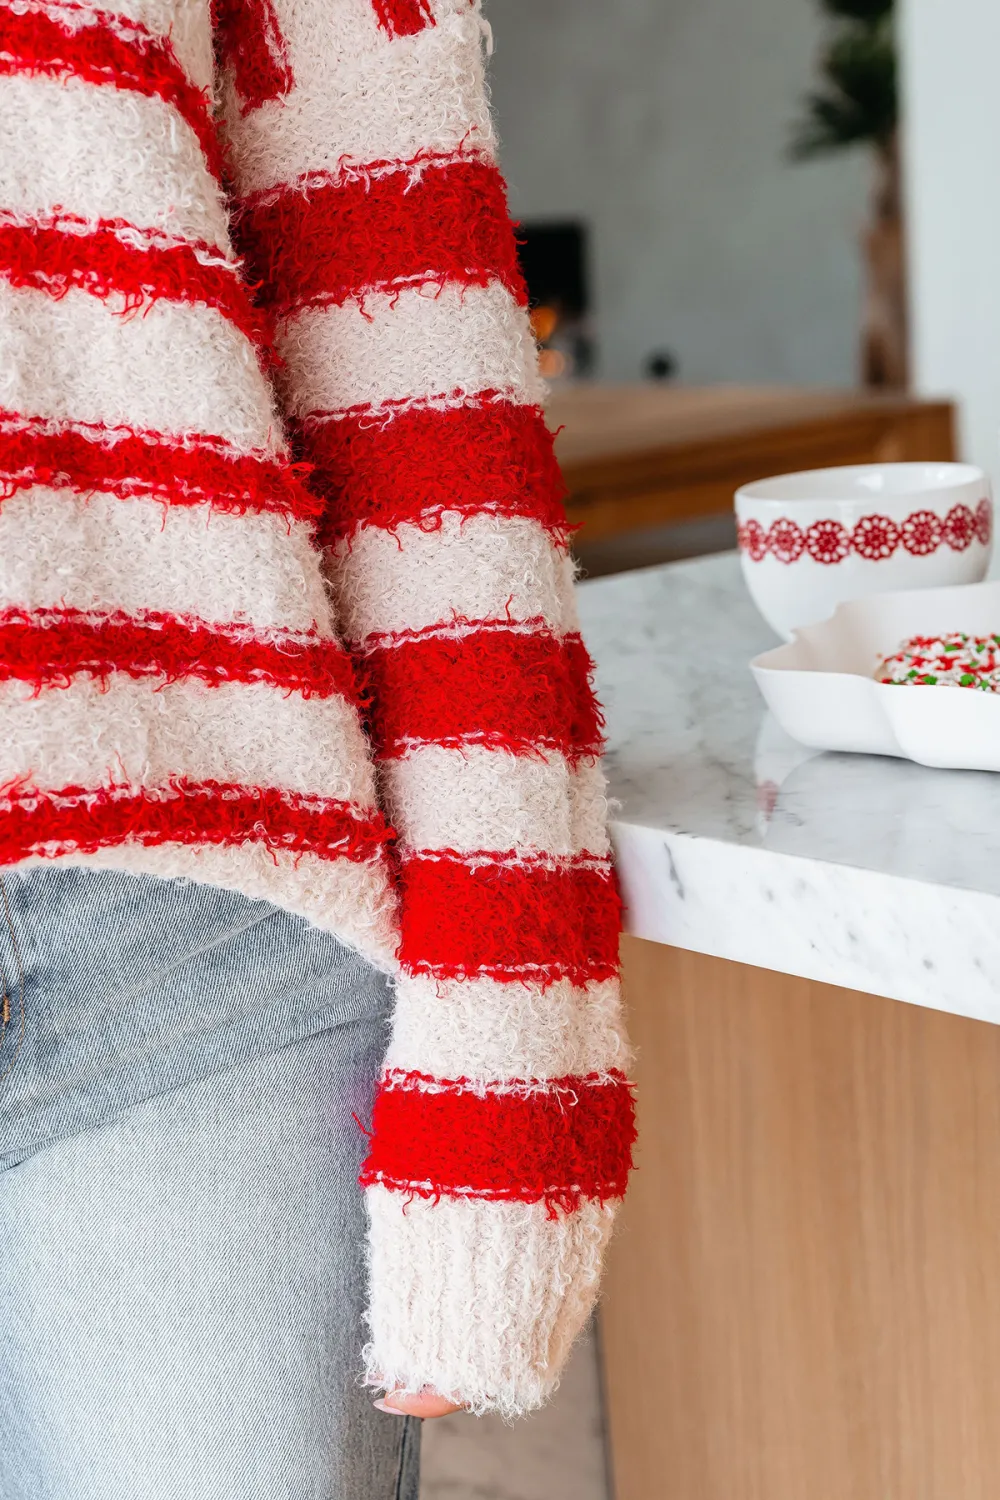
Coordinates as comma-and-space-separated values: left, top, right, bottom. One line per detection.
0, 0, 635, 1413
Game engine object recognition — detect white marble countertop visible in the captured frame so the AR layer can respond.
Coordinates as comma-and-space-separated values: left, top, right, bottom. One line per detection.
578, 551, 1000, 1024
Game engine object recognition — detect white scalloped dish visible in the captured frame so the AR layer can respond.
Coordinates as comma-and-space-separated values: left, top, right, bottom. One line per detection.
751, 581, 1000, 770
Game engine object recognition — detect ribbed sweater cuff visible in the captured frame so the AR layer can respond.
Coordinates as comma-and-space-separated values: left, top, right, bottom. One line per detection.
362, 1183, 617, 1417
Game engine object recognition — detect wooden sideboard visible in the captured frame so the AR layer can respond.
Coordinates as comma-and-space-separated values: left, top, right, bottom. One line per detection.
548, 385, 957, 548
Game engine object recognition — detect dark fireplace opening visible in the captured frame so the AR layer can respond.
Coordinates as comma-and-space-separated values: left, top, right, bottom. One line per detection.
516, 220, 593, 380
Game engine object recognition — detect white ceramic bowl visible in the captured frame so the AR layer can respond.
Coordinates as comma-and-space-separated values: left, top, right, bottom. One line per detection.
736, 462, 992, 640
751, 579, 1000, 770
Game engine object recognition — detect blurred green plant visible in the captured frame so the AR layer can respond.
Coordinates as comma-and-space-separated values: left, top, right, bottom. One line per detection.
790, 0, 897, 160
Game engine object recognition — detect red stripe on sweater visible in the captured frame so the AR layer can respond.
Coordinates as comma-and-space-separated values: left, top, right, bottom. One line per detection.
371, 0, 435, 38
361, 625, 604, 763
212, 0, 293, 112
397, 852, 621, 985
0, 411, 321, 522
0, 607, 360, 702
0, 779, 392, 867
360, 1069, 635, 1209
0, 2, 225, 181
235, 157, 526, 315
0, 216, 270, 350
301, 398, 569, 546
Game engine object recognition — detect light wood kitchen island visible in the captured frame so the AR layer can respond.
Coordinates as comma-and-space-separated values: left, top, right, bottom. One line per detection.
579, 553, 1000, 1500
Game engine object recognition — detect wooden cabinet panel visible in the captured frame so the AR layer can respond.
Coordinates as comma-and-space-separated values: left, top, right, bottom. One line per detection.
602, 937, 1000, 1500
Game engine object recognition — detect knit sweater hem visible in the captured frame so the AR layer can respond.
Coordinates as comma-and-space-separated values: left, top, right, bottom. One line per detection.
6, 844, 401, 973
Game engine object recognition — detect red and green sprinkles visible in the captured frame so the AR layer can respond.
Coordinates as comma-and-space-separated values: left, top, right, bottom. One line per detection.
876, 633, 1000, 692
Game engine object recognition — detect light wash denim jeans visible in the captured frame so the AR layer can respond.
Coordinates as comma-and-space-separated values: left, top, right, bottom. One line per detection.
0, 867, 420, 1500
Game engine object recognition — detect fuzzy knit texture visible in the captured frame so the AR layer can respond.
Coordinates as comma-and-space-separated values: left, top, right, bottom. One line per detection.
0, 0, 636, 1415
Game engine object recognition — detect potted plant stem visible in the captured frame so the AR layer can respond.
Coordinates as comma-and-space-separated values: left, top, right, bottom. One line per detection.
791, 0, 905, 389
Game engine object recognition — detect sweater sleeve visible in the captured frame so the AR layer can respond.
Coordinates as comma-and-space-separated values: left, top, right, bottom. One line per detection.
214, 0, 635, 1416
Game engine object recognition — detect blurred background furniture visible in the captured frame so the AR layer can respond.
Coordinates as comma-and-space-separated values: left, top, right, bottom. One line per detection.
550, 385, 957, 577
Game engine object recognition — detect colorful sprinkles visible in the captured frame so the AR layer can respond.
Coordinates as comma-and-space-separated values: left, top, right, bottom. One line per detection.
876, 633, 1000, 692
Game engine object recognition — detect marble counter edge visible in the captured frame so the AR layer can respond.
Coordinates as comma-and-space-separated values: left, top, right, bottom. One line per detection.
613, 819, 1000, 1026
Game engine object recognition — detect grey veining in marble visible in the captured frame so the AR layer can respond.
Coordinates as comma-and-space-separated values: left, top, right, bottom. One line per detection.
577, 552, 1000, 1020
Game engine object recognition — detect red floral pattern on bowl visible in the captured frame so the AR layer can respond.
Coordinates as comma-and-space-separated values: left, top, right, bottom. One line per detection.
738, 499, 993, 565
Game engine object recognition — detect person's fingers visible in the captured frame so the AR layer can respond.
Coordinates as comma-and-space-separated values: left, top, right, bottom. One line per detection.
373, 1388, 464, 1419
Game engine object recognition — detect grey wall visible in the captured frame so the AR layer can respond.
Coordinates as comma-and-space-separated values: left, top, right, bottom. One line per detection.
486, 0, 869, 386
901, 0, 1000, 484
